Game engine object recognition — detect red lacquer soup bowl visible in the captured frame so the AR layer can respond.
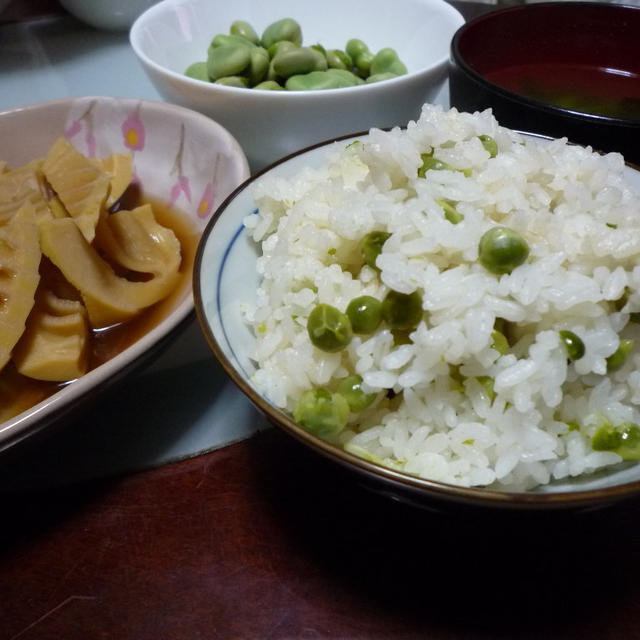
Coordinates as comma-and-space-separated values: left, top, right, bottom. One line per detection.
449, 2, 640, 165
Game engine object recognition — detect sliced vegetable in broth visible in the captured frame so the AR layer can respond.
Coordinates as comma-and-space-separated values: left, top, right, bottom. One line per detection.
0, 141, 198, 423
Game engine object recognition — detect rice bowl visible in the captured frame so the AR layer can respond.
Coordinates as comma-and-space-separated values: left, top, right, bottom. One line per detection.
238, 104, 640, 493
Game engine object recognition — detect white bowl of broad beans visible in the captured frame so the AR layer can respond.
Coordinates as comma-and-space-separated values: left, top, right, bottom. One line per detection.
130, 0, 465, 171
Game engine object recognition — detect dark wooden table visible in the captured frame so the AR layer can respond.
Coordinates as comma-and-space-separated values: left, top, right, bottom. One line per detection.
3, 426, 640, 640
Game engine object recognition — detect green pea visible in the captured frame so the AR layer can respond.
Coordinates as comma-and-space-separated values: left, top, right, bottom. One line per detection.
392, 329, 413, 345
214, 76, 250, 88
491, 329, 509, 355
370, 48, 407, 76
326, 49, 352, 70
435, 199, 464, 224
381, 290, 423, 331
361, 231, 391, 269
307, 303, 353, 352
247, 47, 270, 85
618, 423, 640, 459
418, 153, 471, 178
253, 80, 285, 90
354, 50, 373, 78
337, 375, 376, 412
449, 364, 465, 391
267, 40, 299, 59
475, 376, 496, 403
293, 388, 350, 438
592, 422, 640, 460
478, 226, 530, 275
346, 295, 382, 334
606, 338, 634, 370
261, 18, 302, 49
345, 38, 369, 60
285, 70, 353, 91
559, 330, 585, 361
184, 61, 209, 82
366, 72, 400, 84
478, 134, 498, 158
207, 44, 251, 80
591, 423, 623, 452
230, 20, 260, 45
613, 286, 631, 312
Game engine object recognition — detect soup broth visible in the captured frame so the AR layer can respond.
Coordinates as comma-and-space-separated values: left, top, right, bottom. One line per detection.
485, 62, 640, 120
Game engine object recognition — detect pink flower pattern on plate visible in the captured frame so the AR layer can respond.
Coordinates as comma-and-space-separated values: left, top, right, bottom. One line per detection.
64, 100, 97, 157
121, 102, 146, 152
169, 124, 192, 207
197, 155, 220, 219
197, 182, 215, 218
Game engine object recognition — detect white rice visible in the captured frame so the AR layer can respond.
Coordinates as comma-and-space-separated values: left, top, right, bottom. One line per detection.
243, 104, 640, 491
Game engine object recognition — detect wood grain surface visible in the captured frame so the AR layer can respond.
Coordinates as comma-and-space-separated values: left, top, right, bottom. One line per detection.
3, 427, 640, 639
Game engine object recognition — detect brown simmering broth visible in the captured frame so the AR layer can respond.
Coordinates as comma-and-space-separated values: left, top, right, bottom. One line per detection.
0, 193, 199, 423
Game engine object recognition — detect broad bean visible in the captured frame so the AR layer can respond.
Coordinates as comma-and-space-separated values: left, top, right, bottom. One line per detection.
267, 40, 299, 59
185, 61, 209, 81
187, 19, 407, 91
209, 33, 256, 52
253, 80, 285, 90
354, 50, 374, 78
215, 76, 249, 88
230, 20, 260, 45
272, 46, 327, 79
261, 18, 302, 49
207, 44, 251, 80
326, 49, 352, 70
286, 70, 353, 91
345, 38, 369, 60
247, 47, 270, 85
366, 72, 399, 84
370, 48, 407, 76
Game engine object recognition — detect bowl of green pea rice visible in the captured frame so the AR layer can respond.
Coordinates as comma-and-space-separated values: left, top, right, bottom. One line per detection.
194, 103, 640, 510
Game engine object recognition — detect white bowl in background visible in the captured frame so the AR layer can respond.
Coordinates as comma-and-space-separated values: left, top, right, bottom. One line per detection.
0, 96, 249, 454
60, 0, 161, 31
130, 0, 465, 170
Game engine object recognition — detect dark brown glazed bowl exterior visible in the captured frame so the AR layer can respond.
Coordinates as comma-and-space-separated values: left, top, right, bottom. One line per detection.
449, 2, 640, 165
